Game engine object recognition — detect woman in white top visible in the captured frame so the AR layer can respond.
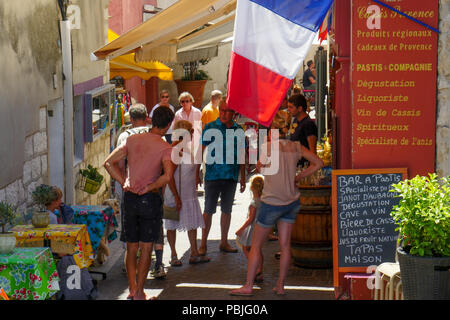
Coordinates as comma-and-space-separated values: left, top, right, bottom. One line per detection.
231, 110, 324, 296
149, 89, 175, 144
173, 92, 202, 137
164, 120, 208, 265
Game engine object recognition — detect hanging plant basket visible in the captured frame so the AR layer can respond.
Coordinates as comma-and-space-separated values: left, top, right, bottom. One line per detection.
80, 176, 102, 195
79, 165, 104, 195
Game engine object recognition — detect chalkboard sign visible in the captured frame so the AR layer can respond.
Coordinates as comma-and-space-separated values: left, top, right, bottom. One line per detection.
331, 168, 408, 287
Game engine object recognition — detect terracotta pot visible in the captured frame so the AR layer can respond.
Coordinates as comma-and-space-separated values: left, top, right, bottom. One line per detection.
174, 79, 207, 109
0, 232, 16, 254
32, 210, 50, 228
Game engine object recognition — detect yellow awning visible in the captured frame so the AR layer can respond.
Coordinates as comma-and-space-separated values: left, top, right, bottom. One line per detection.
108, 29, 173, 81
94, 0, 236, 63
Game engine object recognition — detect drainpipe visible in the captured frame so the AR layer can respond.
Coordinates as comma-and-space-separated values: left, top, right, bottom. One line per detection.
60, 18, 75, 205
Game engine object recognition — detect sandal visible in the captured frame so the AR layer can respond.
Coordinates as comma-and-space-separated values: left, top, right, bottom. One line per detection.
170, 256, 183, 267
219, 245, 238, 253
230, 289, 254, 296
272, 288, 287, 296
189, 255, 211, 264
254, 272, 264, 283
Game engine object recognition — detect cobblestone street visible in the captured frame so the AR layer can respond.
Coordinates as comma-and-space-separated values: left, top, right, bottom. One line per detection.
94, 181, 335, 300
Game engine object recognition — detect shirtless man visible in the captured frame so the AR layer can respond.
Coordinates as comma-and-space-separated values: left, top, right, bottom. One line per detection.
104, 106, 174, 300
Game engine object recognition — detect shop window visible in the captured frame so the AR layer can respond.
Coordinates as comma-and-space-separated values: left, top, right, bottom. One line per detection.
84, 84, 115, 142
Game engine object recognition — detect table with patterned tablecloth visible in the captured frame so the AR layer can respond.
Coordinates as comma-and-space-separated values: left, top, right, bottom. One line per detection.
0, 247, 60, 300
11, 224, 94, 269
71, 205, 118, 255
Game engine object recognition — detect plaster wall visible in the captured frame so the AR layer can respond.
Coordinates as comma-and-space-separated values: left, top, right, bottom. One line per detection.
109, 0, 156, 34
108, 0, 124, 34
0, 0, 62, 189
108, 0, 157, 106
157, 0, 178, 10
71, 0, 110, 86
0, 0, 113, 210
68, 0, 113, 205
202, 42, 233, 106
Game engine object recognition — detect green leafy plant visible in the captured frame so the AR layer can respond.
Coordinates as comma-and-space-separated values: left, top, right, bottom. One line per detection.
390, 173, 450, 257
32, 184, 56, 212
0, 201, 17, 233
181, 60, 211, 81
79, 165, 104, 184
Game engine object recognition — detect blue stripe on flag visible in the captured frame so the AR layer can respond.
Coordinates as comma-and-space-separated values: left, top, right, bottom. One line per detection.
250, 0, 334, 32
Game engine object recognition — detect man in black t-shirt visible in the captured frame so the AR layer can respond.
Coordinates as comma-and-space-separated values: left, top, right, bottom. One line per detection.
287, 94, 318, 166
302, 60, 316, 89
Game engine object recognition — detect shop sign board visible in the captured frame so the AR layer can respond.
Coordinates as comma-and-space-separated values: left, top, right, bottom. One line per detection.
351, 0, 438, 177
331, 168, 408, 287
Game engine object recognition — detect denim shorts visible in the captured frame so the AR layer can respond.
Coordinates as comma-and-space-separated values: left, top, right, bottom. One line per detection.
123, 191, 162, 243
204, 179, 237, 214
256, 200, 300, 228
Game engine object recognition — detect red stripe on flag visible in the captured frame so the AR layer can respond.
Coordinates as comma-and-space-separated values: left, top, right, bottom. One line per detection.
226, 51, 292, 127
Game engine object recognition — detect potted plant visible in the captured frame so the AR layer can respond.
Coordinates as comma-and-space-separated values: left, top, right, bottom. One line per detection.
174, 59, 211, 108
390, 173, 450, 300
0, 201, 17, 254
31, 184, 55, 228
79, 165, 104, 195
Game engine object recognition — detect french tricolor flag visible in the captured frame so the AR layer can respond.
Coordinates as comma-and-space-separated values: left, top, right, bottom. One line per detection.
227, 0, 334, 127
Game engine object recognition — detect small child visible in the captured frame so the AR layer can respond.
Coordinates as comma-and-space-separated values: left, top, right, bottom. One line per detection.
46, 186, 74, 224
235, 175, 264, 282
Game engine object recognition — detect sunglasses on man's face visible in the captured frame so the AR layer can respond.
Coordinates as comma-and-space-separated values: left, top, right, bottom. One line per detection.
181, 100, 192, 104
161, 95, 169, 98
219, 109, 234, 114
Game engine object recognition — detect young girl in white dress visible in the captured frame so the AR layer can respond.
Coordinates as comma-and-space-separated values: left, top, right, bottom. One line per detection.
164, 120, 209, 265
235, 175, 265, 282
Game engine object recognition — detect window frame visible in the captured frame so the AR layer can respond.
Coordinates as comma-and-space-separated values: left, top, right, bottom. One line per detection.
84, 83, 116, 142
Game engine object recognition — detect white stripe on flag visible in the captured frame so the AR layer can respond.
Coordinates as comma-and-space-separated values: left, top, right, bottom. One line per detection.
232, 0, 316, 79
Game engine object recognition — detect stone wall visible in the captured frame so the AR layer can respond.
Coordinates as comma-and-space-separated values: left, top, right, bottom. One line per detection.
437, 0, 450, 178
74, 132, 112, 205
0, 106, 49, 213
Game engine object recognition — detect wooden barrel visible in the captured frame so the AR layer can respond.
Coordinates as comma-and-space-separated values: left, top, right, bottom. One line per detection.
291, 242, 333, 269
291, 185, 332, 269
291, 208, 331, 243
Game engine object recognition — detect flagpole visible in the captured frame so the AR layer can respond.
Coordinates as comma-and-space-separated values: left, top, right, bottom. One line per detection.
371, 0, 440, 34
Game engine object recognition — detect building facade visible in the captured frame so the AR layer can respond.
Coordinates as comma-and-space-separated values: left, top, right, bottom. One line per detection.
0, 0, 112, 213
